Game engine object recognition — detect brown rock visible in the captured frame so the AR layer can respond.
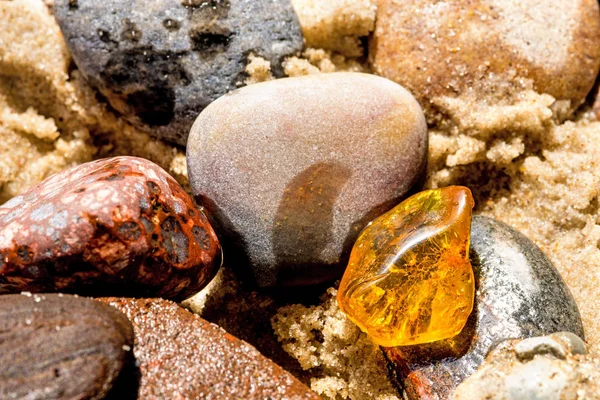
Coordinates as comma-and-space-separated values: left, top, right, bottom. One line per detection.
0, 293, 134, 400
370, 0, 600, 120
0, 156, 221, 300
98, 297, 320, 399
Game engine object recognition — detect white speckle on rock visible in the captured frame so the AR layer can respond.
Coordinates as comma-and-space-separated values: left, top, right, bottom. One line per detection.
30, 203, 55, 221
49, 210, 69, 229
1, 195, 24, 209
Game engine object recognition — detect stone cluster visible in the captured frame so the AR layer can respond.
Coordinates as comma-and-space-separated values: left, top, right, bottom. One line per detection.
383, 216, 583, 399
1, 0, 597, 399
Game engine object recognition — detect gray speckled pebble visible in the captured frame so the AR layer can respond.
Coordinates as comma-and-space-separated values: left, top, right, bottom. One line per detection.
384, 216, 584, 400
187, 72, 428, 287
53, 0, 303, 145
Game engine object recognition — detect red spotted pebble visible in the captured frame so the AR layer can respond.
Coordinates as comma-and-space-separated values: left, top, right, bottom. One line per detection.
0, 156, 221, 300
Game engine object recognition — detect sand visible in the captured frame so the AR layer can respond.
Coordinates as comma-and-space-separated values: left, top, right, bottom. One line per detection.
2, 1, 600, 399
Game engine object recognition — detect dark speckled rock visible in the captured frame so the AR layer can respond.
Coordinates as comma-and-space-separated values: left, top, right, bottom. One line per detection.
0, 156, 221, 300
383, 216, 584, 400
53, 0, 304, 146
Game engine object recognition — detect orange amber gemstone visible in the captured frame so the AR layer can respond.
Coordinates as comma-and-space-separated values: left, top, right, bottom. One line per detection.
337, 186, 475, 347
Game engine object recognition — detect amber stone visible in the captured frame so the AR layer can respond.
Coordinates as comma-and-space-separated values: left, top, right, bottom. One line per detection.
337, 186, 475, 347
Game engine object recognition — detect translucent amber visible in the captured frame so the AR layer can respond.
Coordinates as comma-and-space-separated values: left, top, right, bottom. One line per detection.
337, 186, 475, 347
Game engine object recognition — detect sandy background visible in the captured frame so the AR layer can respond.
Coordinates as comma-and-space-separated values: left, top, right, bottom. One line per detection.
2, 0, 600, 399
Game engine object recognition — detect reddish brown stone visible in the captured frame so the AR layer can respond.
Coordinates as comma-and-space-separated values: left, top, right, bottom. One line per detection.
98, 297, 321, 399
0, 156, 221, 300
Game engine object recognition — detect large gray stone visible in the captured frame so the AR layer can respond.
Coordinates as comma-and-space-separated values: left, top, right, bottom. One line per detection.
53, 0, 304, 145
187, 72, 428, 287
384, 216, 584, 400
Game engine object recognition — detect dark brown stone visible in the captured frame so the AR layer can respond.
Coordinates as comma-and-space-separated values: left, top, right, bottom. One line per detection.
0, 156, 221, 300
97, 297, 320, 399
0, 293, 134, 400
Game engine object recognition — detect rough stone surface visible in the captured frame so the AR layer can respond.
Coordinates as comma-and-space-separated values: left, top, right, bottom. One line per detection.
452, 333, 600, 400
384, 216, 584, 400
0, 156, 221, 300
53, 0, 304, 146
98, 297, 320, 399
370, 0, 600, 121
187, 72, 428, 287
0, 293, 134, 400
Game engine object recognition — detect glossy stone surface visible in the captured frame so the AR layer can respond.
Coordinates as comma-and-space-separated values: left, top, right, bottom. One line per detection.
54, 0, 303, 145
384, 216, 584, 400
0, 293, 134, 400
371, 0, 600, 118
98, 297, 319, 399
0, 157, 221, 300
187, 72, 428, 287
337, 186, 475, 347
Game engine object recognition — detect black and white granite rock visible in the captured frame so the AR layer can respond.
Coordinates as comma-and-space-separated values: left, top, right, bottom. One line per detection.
53, 0, 304, 145
384, 216, 584, 400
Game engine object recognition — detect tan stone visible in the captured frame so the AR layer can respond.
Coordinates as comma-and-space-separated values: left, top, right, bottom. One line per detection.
291, 0, 377, 57
370, 0, 600, 121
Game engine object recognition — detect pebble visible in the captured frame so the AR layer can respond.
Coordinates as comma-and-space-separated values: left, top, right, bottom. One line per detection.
98, 297, 320, 399
370, 0, 600, 117
514, 336, 570, 361
453, 333, 593, 400
0, 156, 221, 300
337, 186, 475, 347
0, 293, 134, 400
383, 216, 584, 400
53, 0, 304, 145
187, 72, 428, 287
